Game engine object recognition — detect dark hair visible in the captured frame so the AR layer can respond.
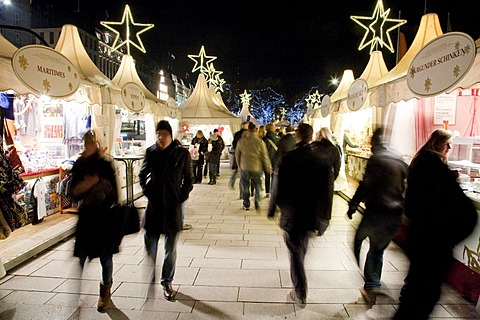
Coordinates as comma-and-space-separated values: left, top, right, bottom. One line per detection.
213, 128, 219, 133
296, 123, 313, 142
248, 122, 256, 131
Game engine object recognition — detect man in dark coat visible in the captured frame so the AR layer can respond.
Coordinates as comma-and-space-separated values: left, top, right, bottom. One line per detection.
347, 127, 408, 304
268, 123, 330, 304
139, 120, 193, 301
262, 123, 280, 197
229, 121, 249, 196
275, 125, 296, 169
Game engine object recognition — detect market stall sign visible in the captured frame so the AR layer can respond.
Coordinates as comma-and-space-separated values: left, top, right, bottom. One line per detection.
320, 95, 331, 118
122, 82, 145, 112
407, 32, 476, 97
347, 78, 368, 111
11, 45, 80, 98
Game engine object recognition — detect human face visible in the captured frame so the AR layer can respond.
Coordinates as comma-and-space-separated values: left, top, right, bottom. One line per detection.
156, 130, 172, 150
440, 139, 451, 159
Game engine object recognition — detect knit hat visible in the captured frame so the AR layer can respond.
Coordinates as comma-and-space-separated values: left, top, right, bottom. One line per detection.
156, 120, 172, 136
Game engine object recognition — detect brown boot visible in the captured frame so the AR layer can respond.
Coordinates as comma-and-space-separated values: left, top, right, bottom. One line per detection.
97, 282, 112, 312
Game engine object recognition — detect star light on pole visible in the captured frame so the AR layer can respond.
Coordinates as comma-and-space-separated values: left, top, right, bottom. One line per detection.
350, 0, 406, 53
100, 5, 154, 55
188, 45, 217, 74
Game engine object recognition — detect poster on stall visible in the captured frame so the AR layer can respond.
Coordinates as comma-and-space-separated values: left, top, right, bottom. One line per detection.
433, 93, 457, 125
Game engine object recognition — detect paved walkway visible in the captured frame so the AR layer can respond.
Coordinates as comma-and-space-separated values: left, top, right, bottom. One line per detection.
0, 164, 479, 319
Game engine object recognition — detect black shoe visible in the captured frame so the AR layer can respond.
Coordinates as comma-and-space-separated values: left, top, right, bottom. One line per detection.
289, 290, 306, 304
163, 284, 175, 301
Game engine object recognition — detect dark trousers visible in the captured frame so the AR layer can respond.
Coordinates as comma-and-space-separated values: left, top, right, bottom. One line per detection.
264, 171, 271, 194
353, 208, 401, 289
284, 229, 309, 300
208, 162, 218, 184
394, 239, 453, 320
192, 160, 204, 183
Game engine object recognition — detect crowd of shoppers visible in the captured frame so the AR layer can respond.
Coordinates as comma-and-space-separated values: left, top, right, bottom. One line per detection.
66, 120, 477, 317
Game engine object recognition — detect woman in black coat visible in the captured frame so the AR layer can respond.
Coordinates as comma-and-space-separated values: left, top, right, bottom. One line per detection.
394, 129, 477, 319
70, 130, 120, 312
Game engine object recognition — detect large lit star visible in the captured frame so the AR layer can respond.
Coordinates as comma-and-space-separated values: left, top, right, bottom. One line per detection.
240, 90, 251, 106
188, 46, 217, 74
350, 0, 406, 53
100, 5, 154, 55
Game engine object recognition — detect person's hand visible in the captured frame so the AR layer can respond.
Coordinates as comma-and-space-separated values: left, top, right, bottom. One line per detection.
346, 208, 356, 220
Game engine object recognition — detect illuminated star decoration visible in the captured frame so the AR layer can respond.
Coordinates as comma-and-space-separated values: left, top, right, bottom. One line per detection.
188, 45, 217, 74
240, 90, 252, 106
100, 4, 154, 55
205, 64, 225, 93
350, 0, 406, 53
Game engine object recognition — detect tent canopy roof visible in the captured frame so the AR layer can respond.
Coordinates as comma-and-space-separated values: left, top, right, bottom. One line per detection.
55, 24, 117, 88
112, 54, 160, 102
371, 13, 443, 88
180, 73, 239, 122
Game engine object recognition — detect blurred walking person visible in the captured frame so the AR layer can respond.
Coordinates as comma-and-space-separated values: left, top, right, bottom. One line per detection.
191, 130, 208, 184
70, 130, 120, 312
268, 123, 330, 304
346, 127, 408, 304
262, 123, 280, 198
236, 122, 272, 211
311, 127, 341, 236
230, 121, 249, 196
394, 129, 477, 319
139, 120, 193, 301
207, 131, 223, 185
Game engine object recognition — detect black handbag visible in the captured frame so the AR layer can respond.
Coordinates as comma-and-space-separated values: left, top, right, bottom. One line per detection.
111, 204, 140, 235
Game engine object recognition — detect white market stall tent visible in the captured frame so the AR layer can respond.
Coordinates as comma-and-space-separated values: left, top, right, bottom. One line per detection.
55, 24, 121, 155
179, 73, 240, 145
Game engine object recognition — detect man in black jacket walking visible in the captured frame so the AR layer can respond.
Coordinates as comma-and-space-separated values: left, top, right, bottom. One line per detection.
346, 127, 408, 304
268, 123, 330, 304
139, 120, 193, 302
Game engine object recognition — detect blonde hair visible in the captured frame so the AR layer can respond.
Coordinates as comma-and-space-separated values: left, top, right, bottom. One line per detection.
317, 127, 335, 145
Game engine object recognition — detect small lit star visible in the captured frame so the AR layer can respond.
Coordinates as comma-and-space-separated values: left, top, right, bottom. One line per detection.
188, 46, 217, 74
240, 90, 251, 106
214, 75, 226, 93
351, 0, 406, 53
100, 4, 154, 55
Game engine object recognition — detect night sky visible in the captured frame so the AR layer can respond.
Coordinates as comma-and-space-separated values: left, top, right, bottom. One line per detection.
54, 0, 480, 103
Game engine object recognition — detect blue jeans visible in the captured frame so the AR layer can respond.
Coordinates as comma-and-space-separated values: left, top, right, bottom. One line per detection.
354, 207, 401, 289
240, 170, 262, 208
144, 230, 180, 286
79, 254, 113, 285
